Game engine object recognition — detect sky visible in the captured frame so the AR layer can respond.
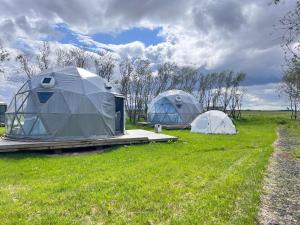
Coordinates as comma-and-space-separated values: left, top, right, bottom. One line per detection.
0, 0, 296, 109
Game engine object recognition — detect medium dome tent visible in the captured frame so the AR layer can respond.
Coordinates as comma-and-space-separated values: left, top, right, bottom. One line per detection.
5, 67, 125, 140
147, 90, 202, 125
191, 110, 236, 134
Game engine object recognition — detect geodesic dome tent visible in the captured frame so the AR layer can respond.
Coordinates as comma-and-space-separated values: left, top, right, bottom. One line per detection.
5, 67, 125, 140
147, 90, 202, 125
191, 110, 236, 134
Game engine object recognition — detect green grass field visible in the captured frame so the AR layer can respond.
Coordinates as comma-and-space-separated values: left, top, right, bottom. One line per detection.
0, 112, 293, 224
0, 127, 5, 136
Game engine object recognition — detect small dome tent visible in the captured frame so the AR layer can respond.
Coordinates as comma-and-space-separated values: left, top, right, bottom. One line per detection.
5, 67, 125, 140
147, 90, 202, 125
191, 110, 236, 134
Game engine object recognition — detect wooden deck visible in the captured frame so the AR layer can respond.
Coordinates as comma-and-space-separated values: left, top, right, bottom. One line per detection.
0, 129, 177, 153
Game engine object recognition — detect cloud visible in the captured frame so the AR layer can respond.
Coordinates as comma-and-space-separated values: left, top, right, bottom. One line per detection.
243, 83, 287, 110
0, 0, 298, 109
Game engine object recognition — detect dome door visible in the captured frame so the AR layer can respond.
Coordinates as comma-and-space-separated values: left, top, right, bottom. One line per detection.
115, 96, 124, 135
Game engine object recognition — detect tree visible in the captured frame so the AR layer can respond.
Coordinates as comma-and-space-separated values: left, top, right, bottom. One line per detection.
176, 66, 198, 93
69, 48, 90, 68
16, 54, 37, 78
274, 1, 300, 118
118, 58, 154, 123
280, 59, 300, 119
119, 58, 134, 122
56, 48, 74, 67
36, 41, 51, 71
0, 42, 9, 74
228, 72, 246, 119
94, 51, 115, 82
55, 47, 90, 68
134, 59, 153, 121
196, 71, 246, 118
278, 1, 300, 64
155, 62, 177, 95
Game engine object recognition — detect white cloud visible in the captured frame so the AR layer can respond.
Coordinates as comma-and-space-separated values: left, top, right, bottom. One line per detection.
243, 83, 287, 110
0, 0, 298, 109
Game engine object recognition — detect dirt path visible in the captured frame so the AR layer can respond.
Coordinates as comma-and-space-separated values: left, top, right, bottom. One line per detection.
259, 127, 300, 225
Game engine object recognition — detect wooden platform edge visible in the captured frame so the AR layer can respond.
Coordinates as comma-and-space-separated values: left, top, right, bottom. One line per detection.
0, 137, 149, 153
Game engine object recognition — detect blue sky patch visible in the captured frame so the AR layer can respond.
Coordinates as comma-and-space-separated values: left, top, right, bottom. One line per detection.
92, 27, 165, 47
54, 23, 164, 48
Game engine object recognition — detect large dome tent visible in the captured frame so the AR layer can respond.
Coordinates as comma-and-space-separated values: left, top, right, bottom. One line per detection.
5, 67, 125, 140
147, 90, 202, 125
191, 110, 236, 134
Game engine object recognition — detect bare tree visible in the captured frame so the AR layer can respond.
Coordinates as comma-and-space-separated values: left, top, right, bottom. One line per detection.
221, 71, 234, 112
134, 59, 153, 121
176, 66, 198, 93
119, 58, 134, 122
36, 41, 51, 71
196, 71, 246, 118
56, 48, 74, 67
155, 62, 177, 95
197, 72, 218, 110
69, 48, 90, 68
94, 51, 115, 82
280, 59, 300, 119
228, 73, 246, 118
56, 47, 90, 68
0, 42, 9, 74
154, 63, 198, 95
276, 1, 300, 63
274, 1, 300, 118
16, 54, 37, 78
118, 58, 155, 123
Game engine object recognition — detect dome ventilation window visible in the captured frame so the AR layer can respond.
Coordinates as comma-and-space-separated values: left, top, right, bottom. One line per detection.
41, 77, 55, 88
37, 92, 54, 103
175, 95, 182, 108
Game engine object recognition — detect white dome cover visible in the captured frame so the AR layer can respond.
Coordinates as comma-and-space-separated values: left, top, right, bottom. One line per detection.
147, 90, 202, 125
191, 110, 236, 134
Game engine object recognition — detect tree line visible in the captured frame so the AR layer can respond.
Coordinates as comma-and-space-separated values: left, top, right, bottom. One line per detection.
0, 41, 246, 123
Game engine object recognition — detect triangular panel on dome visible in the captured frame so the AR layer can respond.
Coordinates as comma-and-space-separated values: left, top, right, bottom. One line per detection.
87, 92, 114, 114
75, 114, 114, 138
41, 113, 69, 136
15, 92, 29, 113
62, 91, 98, 114
39, 91, 70, 114
10, 116, 25, 135
55, 75, 85, 94
30, 117, 48, 136
55, 114, 86, 138
6, 97, 15, 113
16, 93, 36, 114
5, 114, 15, 134
82, 80, 104, 95
20, 114, 38, 135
